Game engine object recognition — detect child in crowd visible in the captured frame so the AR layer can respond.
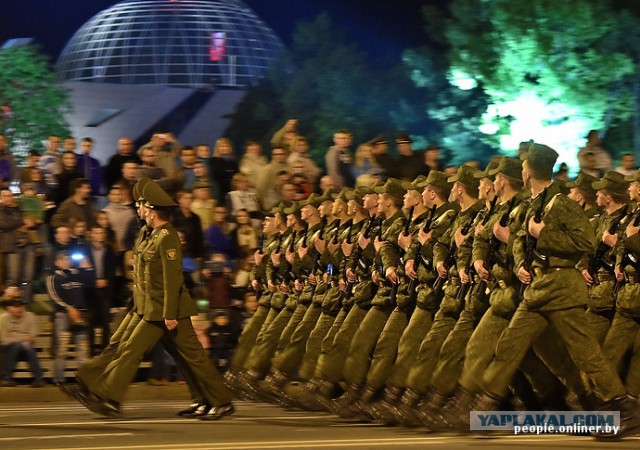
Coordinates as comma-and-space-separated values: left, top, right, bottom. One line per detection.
207, 310, 237, 373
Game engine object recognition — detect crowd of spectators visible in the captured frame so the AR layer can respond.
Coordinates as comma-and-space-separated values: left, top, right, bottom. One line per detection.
0, 122, 633, 385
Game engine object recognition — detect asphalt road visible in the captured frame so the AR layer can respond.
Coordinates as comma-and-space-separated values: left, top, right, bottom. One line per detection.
0, 398, 636, 450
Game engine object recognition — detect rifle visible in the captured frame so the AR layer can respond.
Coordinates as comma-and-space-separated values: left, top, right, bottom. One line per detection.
475, 196, 518, 297
344, 215, 378, 299
308, 218, 329, 297
519, 187, 549, 300
404, 206, 415, 237
331, 219, 344, 245
614, 207, 640, 295
588, 204, 629, 280
257, 233, 265, 254
433, 207, 481, 299
283, 230, 297, 283
456, 197, 498, 308
407, 204, 438, 300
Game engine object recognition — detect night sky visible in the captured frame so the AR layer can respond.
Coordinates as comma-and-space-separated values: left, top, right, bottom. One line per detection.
0, 0, 433, 63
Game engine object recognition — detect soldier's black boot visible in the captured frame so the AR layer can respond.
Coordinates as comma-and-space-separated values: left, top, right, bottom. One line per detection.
430, 386, 476, 431
293, 378, 338, 411
258, 368, 290, 404
223, 370, 242, 398
450, 391, 502, 432
312, 379, 341, 412
394, 388, 423, 427
352, 386, 380, 421
368, 385, 404, 424
329, 383, 363, 418
236, 369, 264, 401
594, 395, 640, 440
416, 389, 449, 430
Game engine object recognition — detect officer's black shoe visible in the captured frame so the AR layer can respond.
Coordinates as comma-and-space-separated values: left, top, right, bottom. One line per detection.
198, 403, 236, 421
177, 402, 209, 417
394, 388, 423, 427
416, 389, 449, 430
329, 383, 362, 418
74, 389, 122, 418
594, 395, 640, 440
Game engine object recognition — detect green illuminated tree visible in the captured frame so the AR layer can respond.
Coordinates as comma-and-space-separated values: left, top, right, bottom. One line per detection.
0, 44, 71, 156
411, 0, 638, 163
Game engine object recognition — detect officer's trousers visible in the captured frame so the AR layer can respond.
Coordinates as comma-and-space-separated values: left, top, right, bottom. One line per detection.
92, 318, 232, 406
482, 305, 625, 401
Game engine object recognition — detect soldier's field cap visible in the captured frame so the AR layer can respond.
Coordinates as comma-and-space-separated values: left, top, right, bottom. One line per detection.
447, 165, 481, 190
374, 178, 407, 200
592, 171, 630, 195
336, 188, 352, 203
143, 180, 177, 208
488, 156, 523, 181
133, 176, 152, 202
303, 193, 324, 209
284, 201, 303, 219
566, 171, 599, 193
395, 132, 412, 144
415, 170, 451, 192
406, 175, 427, 192
474, 157, 501, 181
321, 189, 338, 202
520, 143, 559, 173
624, 169, 640, 182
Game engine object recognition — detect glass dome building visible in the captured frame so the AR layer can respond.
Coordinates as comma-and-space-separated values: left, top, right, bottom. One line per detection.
56, 0, 285, 88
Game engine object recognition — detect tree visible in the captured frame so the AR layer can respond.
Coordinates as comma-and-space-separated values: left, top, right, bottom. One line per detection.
225, 13, 430, 167
0, 44, 71, 158
422, 0, 637, 168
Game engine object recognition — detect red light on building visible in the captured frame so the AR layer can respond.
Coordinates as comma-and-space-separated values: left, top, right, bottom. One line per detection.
210, 32, 226, 61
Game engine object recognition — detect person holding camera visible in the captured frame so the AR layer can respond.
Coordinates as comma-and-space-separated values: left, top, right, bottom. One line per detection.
47, 250, 95, 383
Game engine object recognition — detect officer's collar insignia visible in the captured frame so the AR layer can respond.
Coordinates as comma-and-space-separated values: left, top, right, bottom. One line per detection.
166, 249, 177, 260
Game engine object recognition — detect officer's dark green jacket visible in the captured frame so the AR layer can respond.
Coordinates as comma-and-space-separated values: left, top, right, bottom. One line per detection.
140, 222, 197, 321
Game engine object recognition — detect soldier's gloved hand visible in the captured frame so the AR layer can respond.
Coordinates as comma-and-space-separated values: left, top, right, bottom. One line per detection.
372, 270, 380, 285
418, 228, 433, 245
528, 217, 545, 238
287, 248, 297, 264
328, 240, 340, 254
294, 279, 304, 291
602, 230, 618, 248
405, 259, 417, 280
308, 274, 317, 285
268, 279, 277, 293
339, 279, 346, 292
517, 266, 532, 285
398, 232, 412, 251
385, 266, 398, 284
581, 269, 594, 286
459, 267, 470, 284
346, 268, 356, 283
297, 245, 309, 260
474, 259, 490, 281
323, 272, 330, 284
493, 221, 510, 244
436, 261, 448, 278
341, 241, 354, 256
614, 264, 624, 281
251, 279, 261, 291
164, 319, 178, 331
280, 282, 290, 294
